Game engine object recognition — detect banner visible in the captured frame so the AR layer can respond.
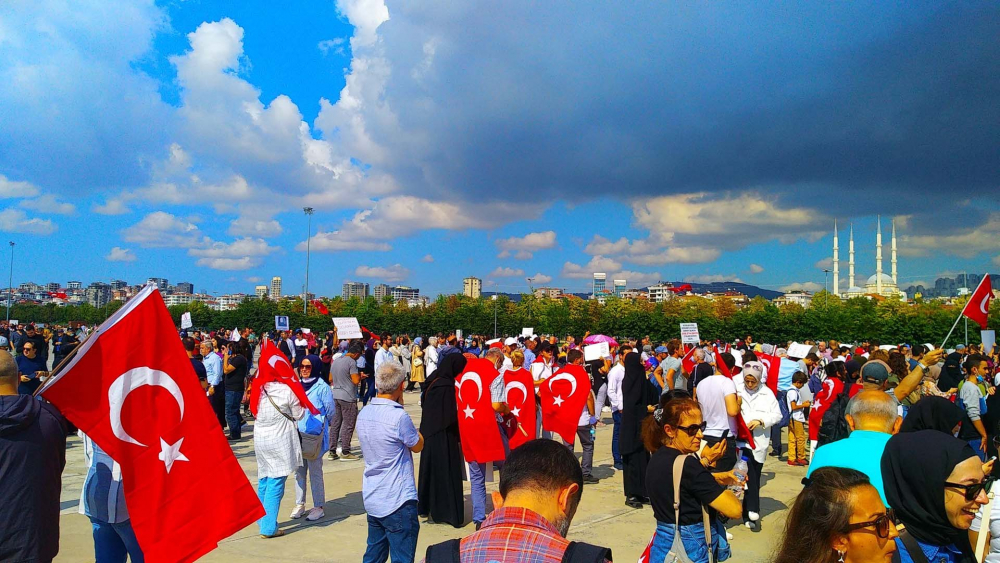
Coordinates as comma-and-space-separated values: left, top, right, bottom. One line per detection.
583, 342, 610, 362
983, 330, 997, 354
332, 317, 363, 339
680, 323, 700, 344
521, 327, 534, 337
180, 312, 193, 329
274, 315, 289, 331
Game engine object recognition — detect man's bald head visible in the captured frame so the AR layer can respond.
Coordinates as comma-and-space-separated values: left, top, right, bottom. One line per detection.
0, 353, 18, 388
846, 389, 901, 434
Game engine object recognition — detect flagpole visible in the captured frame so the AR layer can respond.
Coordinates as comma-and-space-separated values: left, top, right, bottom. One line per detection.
940, 313, 964, 350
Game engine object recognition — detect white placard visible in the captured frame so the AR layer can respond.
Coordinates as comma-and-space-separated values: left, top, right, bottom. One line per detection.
983, 330, 997, 353
521, 327, 534, 337
788, 342, 817, 358
332, 317, 363, 339
275, 315, 289, 331
680, 323, 700, 344
9, 320, 17, 326
229, 327, 241, 342
584, 342, 610, 362
180, 312, 193, 329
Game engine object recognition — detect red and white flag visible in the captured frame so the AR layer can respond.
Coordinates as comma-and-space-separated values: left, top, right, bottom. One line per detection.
962, 274, 993, 330
39, 285, 263, 563
541, 364, 592, 444
681, 345, 697, 375
637, 533, 655, 563
251, 340, 318, 418
503, 367, 536, 449
455, 358, 506, 463
757, 351, 781, 396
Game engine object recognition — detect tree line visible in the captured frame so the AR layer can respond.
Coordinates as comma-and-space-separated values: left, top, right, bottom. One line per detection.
8, 290, 995, 346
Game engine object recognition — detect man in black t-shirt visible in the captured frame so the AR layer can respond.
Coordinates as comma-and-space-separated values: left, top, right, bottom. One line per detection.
222, 343, 249, 440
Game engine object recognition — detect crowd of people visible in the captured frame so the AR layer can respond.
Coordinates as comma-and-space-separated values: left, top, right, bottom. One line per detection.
2, 316, 1000, 562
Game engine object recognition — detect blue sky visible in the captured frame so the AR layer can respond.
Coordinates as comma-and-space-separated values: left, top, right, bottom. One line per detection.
1, 1, 998, 297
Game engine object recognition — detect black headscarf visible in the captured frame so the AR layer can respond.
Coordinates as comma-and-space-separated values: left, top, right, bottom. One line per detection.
899, 397, 964, 435
419, 354, 467, 438
881, 430, 979, 557
621, 351, 657, 455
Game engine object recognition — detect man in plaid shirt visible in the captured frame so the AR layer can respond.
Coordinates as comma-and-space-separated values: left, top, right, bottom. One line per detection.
423, 440, 612, 562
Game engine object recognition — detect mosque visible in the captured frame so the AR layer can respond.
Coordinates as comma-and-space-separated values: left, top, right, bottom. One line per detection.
832, 216, 906, 299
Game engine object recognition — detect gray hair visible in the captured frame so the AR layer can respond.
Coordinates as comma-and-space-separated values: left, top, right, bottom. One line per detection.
428, 336, 438, 346
485, 348, 504, 363
0, 352, 15, 382
846, 390, 900, 433
694, 348, 706, 361
375, 361, 407, 394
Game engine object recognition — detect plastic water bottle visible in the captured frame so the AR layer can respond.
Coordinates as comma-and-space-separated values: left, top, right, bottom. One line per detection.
731, 456, 748, 500
590, 425, 596, 441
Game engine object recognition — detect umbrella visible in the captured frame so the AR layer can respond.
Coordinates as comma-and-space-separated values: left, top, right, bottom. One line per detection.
583, 334, 618, 347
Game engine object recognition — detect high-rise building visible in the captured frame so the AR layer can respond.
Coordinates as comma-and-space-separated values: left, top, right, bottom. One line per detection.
45, 282, 60, 292
613, 279, 626, 297
533, 287, 563, 299
342, 281, 370, 299
255, 285, 268, 298
373, 283, 391, 301
463, 276, 482, 298
593, 273, 606, 298
176, 281, 194, 294
85, 282, 112, 308
147, 277, 169, 291
390, 286, 420, 301
67, 281, 82, 290
110, 279, 129, 290
269, 276, 282, 300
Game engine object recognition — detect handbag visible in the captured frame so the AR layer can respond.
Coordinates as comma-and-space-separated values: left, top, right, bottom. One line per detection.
667, 454, 714, 563
413, 357, 423, 367
264, 388, 324, 461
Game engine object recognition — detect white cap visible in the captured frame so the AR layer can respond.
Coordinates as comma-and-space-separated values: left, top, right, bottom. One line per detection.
504, 337, 518, 346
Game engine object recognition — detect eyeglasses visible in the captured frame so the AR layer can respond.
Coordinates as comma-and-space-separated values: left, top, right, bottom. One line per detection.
844, 509, 897, 539
945, 478, 995, 501
675, 421, 707, 435
23, 346, 34, 351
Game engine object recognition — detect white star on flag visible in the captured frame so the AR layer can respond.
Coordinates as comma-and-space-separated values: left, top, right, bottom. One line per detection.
463, 405, 475, 419
553, 395, 564, 406
158, 437, 189, 473
511, 406, 521, 417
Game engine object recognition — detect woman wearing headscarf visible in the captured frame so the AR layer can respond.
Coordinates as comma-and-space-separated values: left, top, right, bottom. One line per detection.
736, 361, 782, 531
291, 355, 336, 522
407, 337, 425, 393
621, 351, 659, 508
253, 370, 307, 538
900, 396, 965, 435
417, 353, 468, 527
882, 430, 990, 562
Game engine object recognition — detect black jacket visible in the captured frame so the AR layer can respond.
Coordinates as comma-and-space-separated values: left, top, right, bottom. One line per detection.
0, 394, 67, 563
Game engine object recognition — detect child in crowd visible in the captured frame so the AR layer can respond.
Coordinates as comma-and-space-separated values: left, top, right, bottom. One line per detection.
786, 371, 811, 466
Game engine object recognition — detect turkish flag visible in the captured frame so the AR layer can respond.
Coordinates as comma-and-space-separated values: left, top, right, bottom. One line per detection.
758, 352, 781, 396
39, 286, 264, 563
681, 345, 697, 375
503, 367, 536, 449
541, 364, 592, 444
311, 299, 329, 315
962, 274, 993, 330
713, 345, 731, 377
638, 533, 655, 563
455, 358, 506, 463
252, 340, 318, 418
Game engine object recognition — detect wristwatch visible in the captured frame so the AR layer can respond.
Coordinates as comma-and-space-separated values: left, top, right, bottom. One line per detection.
918, 363, 929, 372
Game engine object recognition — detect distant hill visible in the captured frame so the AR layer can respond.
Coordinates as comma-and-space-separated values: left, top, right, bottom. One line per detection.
664, 281, 782, 300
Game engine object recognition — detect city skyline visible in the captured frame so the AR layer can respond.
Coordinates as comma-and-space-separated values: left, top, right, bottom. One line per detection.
1, 3, 998, 299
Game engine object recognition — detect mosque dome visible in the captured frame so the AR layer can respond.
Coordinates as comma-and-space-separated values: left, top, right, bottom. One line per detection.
866, 273, 895, 286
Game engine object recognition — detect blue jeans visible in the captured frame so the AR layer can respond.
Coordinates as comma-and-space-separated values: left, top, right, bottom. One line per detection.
225, 390, 243, 438
650, 518, 731, 563
363, 500, 419, 563
470, 420, 510, 524
770, 390, 789, 456
970, 439, 987, 461
257, 476, 287, 536
90, 517, 143, 563
612, 410, 623, 465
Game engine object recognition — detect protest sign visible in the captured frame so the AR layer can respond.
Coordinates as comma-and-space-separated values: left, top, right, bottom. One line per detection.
180, 312, 193, 329
584, 342, 610, 362
983, 330, 997, 354
275, 315, 289, 331
332, 317, 363, 339
521, 327, 534, 337
680, 323, 700, 344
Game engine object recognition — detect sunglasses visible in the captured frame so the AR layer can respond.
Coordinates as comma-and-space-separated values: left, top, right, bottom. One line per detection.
675, 421, 708, 435
300, 364, 312, 369
945, 477, 995, 501
23, 346, 34, 351
844, 509, 897, 539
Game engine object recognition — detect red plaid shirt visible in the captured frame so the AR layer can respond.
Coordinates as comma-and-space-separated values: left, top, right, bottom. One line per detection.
448, 506, 611, 563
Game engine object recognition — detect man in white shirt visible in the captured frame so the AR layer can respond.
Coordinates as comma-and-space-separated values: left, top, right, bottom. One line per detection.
374, 335, 393, 375
695, 353, 740, 472
606, 344, 630, 471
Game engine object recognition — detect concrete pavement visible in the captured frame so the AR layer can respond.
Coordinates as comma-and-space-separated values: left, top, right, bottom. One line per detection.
55, 397, 805, 562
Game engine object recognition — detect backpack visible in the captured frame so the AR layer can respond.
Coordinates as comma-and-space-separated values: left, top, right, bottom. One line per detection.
424, 538, 612, 563
817, 388, 851, 447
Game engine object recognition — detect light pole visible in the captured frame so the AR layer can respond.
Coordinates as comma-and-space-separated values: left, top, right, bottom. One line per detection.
6, 242, 13, 324
491, 281, 498, 338
303, 207, 314, 315
822, 268, 830, 307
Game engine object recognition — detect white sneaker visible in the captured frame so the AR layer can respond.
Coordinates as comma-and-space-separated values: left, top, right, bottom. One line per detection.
305, 507, 325, 521
726, 531, 734, 541
748, 511, 760, 522
602, 406, 611, 413
290, 504, 306, 519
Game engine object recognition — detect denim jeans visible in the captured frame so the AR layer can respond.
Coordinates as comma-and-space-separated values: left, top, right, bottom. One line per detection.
612, 410, 623, 465
470, 420, 510, 524
90, 517, 144, 563
363, 500, 419, 563
649, 518, 731, 563
257, 476, 287, 536
770, 390, 789, 456
225, 390, 243, 439
295, 456, 325, 507
970, 439, 987, 461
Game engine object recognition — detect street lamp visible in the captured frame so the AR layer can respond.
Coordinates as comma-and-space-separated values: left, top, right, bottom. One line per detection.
822, 268, 830, 307
303, 207, 314, 315
6, 242, 13, 324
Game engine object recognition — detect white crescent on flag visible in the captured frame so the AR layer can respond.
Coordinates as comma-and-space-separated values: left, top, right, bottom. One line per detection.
504, 380, 528, 404
268, 354, 291, 370
980, 292, 991, 315
109, 366, 185, 447
547, 373, 578, 397
456, 371, 484, 403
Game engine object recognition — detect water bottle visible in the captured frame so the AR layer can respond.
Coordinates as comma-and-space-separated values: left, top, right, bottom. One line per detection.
590, 425, 596, 441
731, 456, 748, 500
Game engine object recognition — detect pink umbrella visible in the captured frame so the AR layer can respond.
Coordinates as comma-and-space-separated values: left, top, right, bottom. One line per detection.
583, 334, 619, 347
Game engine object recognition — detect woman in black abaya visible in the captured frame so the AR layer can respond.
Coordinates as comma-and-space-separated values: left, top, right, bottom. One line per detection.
417, 354, 468, 527
621, 351, 659, 509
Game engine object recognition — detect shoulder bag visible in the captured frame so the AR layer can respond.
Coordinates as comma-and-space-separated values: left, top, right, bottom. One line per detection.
264, 387, 324, 461
667, 454, 714, 563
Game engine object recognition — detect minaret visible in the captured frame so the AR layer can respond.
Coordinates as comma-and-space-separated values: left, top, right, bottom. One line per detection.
876, 215, 883, 295
891, 218, 897, 286
849, 223, 855, 289
832, 220, 840, 297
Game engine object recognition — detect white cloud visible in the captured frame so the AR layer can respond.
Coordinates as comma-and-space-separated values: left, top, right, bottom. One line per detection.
92, 198, 132, 215
0, 209, 56, 235
421, 254, 434, 263
121, 211, 207, 248
228, 216, 283, 238
815, 256, 833, 269
683, 274, 745, 284
19, 194, 75, 215
584, 235, 630, 255
246, 276, 262, 283
561, 255, 624, 279
188, 237, 277, 270
780, 282, 824, 293
355, 264, 409, 283
495, 231, 557, 260
529, 273, 553, 284
490, 267, 525, 278
195, 257, 259, 270
0, 175, 40, 199
749, 263, 764, 274
583, 234, 719, 265
105, 246, 136, 262
318, 38, 346, 56
899, 213, 1000, 258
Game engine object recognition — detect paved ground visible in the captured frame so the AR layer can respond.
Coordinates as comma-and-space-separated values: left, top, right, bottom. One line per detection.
55, 397, 807, 562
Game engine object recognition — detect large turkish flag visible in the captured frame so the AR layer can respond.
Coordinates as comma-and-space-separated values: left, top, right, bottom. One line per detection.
541, 364, 592, 444
502, 367, 536, 449
962, 274, 993, 330
757, 352, 781, 396
39, 285, 264, 563
455, 358, 506, 463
